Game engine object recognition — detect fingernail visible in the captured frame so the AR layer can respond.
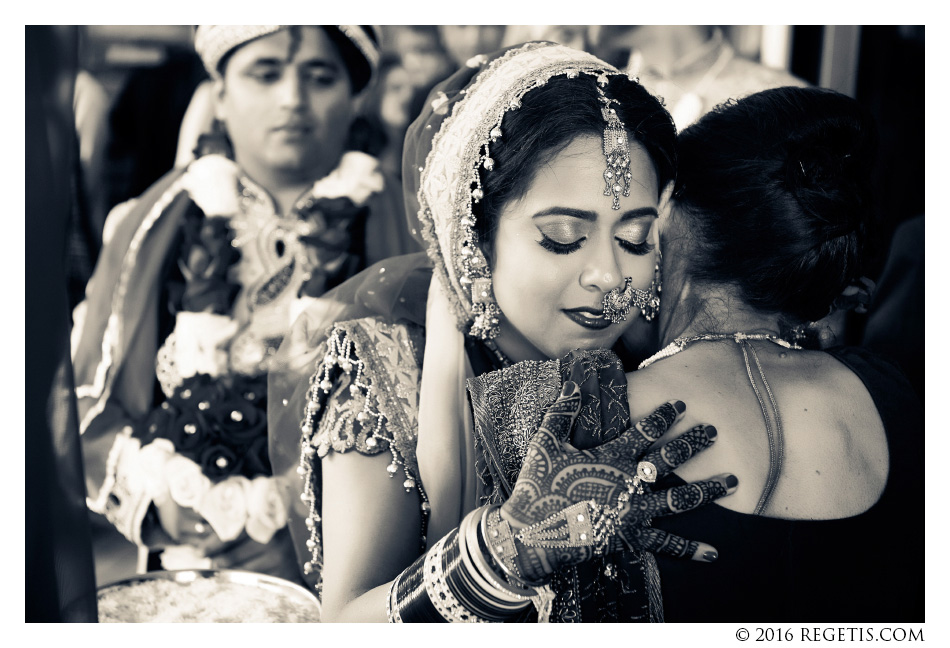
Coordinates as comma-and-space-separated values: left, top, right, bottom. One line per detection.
725, 474, 738, 489
704, 425, 717, 440
702, 550, 718, 562
561, 381, 576, 398
673, 400, 686, 414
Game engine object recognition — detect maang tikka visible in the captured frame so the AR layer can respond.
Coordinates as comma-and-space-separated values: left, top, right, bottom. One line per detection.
597, 82, 632, 210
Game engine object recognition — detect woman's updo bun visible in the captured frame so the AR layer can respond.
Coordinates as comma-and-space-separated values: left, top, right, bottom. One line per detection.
672, 86, 878, 324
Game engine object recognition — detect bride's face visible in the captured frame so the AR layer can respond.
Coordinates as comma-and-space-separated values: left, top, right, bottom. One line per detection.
490, 134, 659, 362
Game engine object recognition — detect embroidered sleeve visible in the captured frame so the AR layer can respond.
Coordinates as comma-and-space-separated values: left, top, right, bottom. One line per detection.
312, 367, 390, 458
295, 318, 427, 586
300, 318, 424, 485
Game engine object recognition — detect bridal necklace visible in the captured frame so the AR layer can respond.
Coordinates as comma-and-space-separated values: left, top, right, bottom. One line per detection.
638, 330, 803, 515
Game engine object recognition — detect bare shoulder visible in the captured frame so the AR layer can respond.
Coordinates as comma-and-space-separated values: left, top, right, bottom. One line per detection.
625, 347, 889, 519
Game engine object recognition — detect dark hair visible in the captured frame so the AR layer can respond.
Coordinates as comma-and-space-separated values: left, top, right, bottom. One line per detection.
218, 26, 377, 94
473, 74, 676, 256
672, 86, 878, 323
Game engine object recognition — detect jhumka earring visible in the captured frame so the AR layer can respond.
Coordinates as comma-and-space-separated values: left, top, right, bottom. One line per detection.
601, 259, 662, 323
469, 277, 502, 340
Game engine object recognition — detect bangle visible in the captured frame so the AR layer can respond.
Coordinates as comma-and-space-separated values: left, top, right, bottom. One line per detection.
479, 506, 550, 591
386, 573, 401, 623
423, 534, 490, 622
391, 550, 444, 622
450, 510, 529, 617
390, 521, 528, 623
457, 508, 528, 603
465, 506, 539, 598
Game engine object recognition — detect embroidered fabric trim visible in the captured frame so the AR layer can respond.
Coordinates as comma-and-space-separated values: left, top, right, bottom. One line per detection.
467, 358, 562, 501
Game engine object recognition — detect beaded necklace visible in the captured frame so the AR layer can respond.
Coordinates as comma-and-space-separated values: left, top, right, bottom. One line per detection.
638, 331, 802, 370
637, 330, 804, 515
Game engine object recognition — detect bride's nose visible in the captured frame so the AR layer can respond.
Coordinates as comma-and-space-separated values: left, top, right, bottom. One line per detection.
579, 252, 624, 294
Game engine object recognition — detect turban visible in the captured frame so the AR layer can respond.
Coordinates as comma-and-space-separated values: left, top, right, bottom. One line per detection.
194, 25, 379, 90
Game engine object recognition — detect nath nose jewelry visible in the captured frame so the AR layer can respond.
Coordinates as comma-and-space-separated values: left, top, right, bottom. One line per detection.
602, 276, 659, 323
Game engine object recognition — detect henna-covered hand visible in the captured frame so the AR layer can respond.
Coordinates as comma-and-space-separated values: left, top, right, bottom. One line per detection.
499, 381, 737, 582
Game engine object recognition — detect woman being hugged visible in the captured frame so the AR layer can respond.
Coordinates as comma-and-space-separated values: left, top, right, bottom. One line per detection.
269, 42, 736, 622
622, 87, 922, 620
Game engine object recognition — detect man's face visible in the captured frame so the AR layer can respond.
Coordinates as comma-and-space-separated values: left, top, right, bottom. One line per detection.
214, 27, 356, 181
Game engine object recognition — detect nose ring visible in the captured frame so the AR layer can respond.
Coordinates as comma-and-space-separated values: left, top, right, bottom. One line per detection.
602, 277, 654, 323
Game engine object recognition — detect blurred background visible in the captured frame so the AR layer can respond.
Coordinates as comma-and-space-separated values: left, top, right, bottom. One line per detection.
26, 25, 925, 621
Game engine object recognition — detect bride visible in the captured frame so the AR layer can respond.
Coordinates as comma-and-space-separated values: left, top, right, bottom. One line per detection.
268, 41, 736, 622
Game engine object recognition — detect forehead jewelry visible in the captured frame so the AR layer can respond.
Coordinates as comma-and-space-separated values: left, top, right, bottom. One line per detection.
596, 83, 632, 210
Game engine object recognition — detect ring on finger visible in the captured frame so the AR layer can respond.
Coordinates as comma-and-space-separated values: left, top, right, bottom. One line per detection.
624, 461, 658, 497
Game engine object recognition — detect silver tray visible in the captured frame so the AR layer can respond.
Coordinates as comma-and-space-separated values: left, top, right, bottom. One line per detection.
97, 569, 321, 623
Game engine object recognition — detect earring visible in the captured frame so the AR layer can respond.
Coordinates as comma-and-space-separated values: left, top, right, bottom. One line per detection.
469, 277, 502, 340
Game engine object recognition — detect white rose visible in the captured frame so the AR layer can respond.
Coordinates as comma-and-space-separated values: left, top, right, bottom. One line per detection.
166, 455, 212, 510
172, 311, 239, 379
181, 154, 240, 217
196, 475, 249, 542
310, 151, 383, 206
244, 477, 289, 545
138, 439, 176, 504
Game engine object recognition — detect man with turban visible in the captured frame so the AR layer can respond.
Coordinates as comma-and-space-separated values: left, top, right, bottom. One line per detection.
72, 26, 416, 581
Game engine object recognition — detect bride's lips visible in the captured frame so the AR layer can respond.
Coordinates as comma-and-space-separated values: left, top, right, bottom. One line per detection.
562, 306, 612, 330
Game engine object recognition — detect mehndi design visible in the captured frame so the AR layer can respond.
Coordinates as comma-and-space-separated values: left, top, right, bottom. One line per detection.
498, 383, 734, 582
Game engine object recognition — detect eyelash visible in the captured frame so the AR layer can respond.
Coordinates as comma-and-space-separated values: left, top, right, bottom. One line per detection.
617, 239, 656, 255
537, 234, 655, 256
538, 234, 584, 255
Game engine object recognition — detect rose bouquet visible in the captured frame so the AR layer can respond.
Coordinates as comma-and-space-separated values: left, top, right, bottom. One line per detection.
137, 373, 288, 545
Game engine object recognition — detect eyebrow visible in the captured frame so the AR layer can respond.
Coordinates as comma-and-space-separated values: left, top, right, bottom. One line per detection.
531, 206, 658, 221
246, 57, 340, 70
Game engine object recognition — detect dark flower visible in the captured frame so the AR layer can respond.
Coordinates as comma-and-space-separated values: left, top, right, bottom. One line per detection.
199, 444, 241, 480
167, 409, 216, 453
178, 214, 241, 315
167, 373, 221, 411
241, 435, 272, 479
208, 397, 266, 447
139, 403, 177, 445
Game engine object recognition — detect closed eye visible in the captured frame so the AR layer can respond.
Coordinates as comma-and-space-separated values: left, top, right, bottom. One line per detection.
538, 233, 585, 255
617, 238, 655, 255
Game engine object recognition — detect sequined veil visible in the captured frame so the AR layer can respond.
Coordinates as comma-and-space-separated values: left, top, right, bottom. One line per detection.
267, 42, 663, 619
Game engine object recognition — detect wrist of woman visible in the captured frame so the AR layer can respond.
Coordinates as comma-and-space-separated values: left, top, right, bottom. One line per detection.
484, 506, 554, 584
388, 509, 531, 623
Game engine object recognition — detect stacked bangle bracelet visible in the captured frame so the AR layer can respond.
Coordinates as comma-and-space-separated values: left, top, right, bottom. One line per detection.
388, 505, 545, 622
